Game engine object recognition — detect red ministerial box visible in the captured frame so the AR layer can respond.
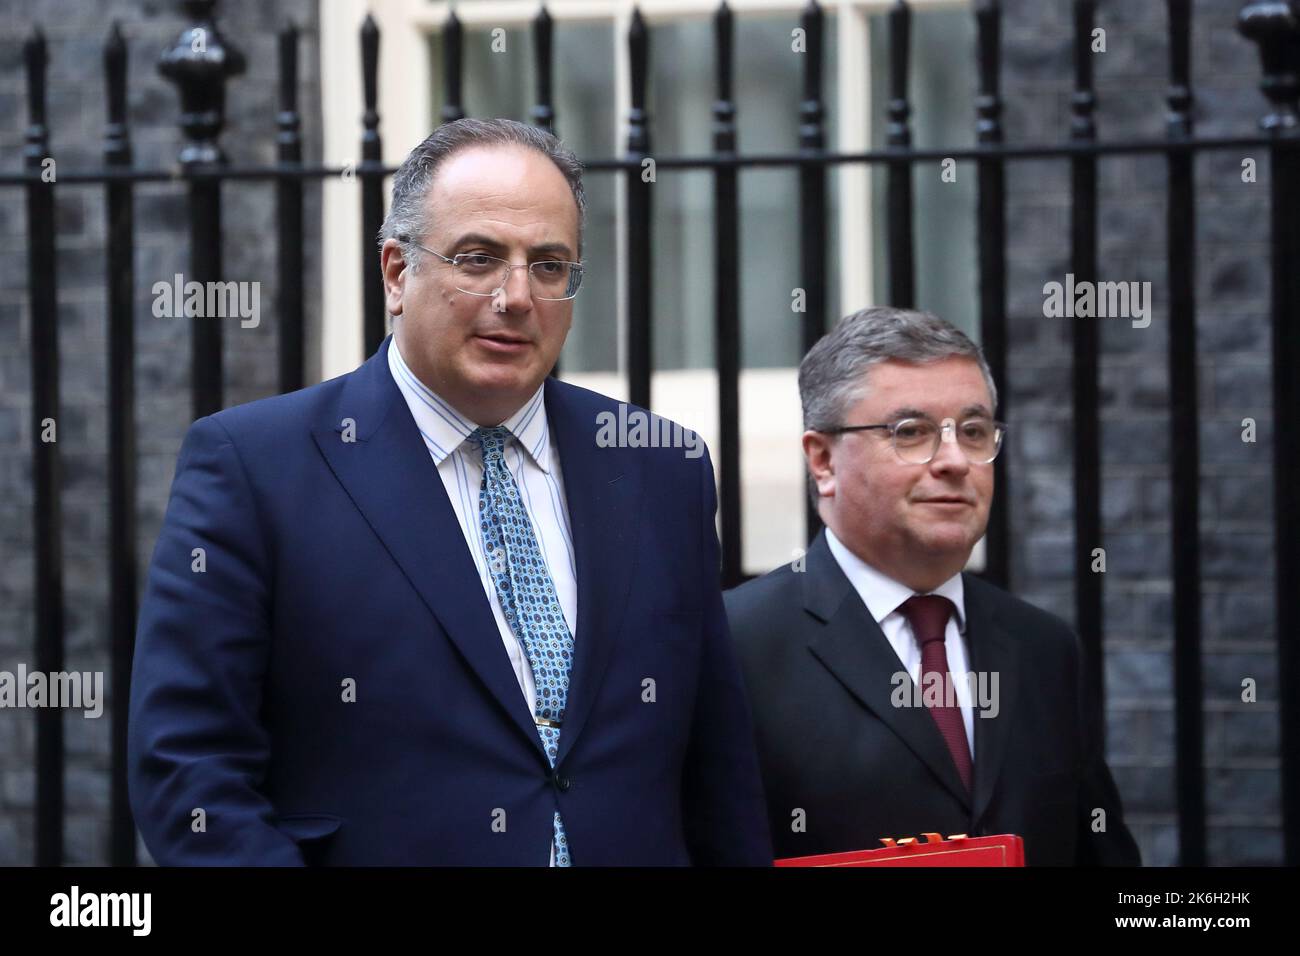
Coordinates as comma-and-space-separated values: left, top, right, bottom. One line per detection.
775, 833, 1025, 867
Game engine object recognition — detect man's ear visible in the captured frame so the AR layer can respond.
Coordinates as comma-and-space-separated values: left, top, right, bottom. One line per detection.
381, 239, 408, 316
802, 430, 836, 500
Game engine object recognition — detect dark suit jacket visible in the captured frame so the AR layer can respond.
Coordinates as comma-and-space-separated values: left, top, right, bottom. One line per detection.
724, 529, 1140, 866
128, 333, 772, 866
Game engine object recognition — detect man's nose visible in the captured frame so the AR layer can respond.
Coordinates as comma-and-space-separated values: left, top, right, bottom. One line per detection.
929, 427, 970, 474
496, 264, 534, 312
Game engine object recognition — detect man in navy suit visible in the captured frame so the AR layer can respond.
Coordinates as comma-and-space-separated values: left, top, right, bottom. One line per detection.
128, 118, 772, 866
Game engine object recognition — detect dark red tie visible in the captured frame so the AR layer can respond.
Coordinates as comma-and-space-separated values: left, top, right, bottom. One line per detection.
899, 595, 973, 793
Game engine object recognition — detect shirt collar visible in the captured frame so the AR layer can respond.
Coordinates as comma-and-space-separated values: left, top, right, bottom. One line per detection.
824, 526, 967, 633
388, 335, 552, 472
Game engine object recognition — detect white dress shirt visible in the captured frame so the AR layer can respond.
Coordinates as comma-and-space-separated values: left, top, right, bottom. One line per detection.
389, 337, 577, 864
824, 527, 975, 758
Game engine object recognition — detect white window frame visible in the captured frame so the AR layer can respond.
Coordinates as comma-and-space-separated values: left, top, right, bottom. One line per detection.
318, 0, 966, 378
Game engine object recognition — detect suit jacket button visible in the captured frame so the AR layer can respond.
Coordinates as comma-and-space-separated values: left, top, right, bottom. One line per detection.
556, 775, 571, 792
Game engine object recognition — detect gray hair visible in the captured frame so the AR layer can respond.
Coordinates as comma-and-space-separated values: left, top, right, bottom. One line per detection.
800, 307, 998, 431
799, 307, 998, 505
379, 118, 587, 271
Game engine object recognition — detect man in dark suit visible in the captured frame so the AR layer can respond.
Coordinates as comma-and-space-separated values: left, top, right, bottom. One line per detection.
725, 307, 1139, 866
128, 118, 772, 866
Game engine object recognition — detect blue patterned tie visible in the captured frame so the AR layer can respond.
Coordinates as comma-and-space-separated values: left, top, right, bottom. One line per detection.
471, 425, 574, 866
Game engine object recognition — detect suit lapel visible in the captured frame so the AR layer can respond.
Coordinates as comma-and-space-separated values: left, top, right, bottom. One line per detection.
964, 574, 1020, 828
310, 336, 546, 762
546, 379, 643, 765
802, 530, 973, 811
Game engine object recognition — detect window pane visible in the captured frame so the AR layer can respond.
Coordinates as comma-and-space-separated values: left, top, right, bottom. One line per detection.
427, 22, 618, 372
869, 7, 977, 338
735, 12, 841, 370
648, 12, 840, 372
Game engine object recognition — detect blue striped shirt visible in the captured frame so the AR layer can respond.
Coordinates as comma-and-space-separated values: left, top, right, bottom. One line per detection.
387, 336, 579, 703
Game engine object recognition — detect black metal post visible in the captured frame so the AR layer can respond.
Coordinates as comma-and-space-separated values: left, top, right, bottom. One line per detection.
277, 22, 305, 394
25, 26, 64, 868
799, 0, 828, 543
158, 0, 246, 420
713, 1, 742, 587
531, 5, 556, 136
442, 9, 465, 126
1070, 0, 1105, 755
975, 0, 1009, 588
104, 21, 138, 868
533, 6, 561, 379
1239, 0, 1300, 867
360, 14, 385, 356
887, 0, 915, 308
1166, 0, 1207, 868
626, 7, 653, 411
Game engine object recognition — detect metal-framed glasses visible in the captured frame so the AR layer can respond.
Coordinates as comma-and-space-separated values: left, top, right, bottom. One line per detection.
818, 417, 1008, 465
399, 237, 585, 301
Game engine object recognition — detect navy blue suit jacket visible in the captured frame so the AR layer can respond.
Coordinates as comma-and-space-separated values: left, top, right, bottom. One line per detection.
128, 334, 772, 866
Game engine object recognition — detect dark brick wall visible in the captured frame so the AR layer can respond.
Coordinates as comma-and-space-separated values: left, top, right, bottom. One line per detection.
0, 0, 322, 864
1000, 0, 1280, 865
